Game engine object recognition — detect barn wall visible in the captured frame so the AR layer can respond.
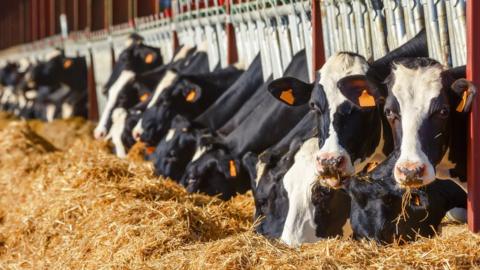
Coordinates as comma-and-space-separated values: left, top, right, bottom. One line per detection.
0, 0, 163, 50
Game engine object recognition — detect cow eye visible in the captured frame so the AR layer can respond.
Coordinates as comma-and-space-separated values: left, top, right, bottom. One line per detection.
385, 109, 398, 119
438, 107, 449, 118
310, 101, 323, 113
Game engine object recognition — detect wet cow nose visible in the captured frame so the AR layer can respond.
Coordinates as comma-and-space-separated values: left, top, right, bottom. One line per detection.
132, 130, 141, 141
316, 154, 345, 174
94, 129, 106, 140
395, 162, 426, 186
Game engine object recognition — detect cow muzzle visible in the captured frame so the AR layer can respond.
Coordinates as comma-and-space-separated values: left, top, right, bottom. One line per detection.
132, 122, 143, 142
394, 161, 427, 188
94, 127, 107, 140
315, 153, 348, 188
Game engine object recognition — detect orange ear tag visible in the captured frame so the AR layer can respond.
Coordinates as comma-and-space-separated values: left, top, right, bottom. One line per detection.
229, 160, 237, 177
456, 90, 470, 112
146, 146, 156, 155
140, 93, 150, 102
412, 194, 421, 206
63, 59, 73, 69
279, 89, 295, 105
145, 53, 154, 64
358, 89, 376, 107
185, 89, 196, 102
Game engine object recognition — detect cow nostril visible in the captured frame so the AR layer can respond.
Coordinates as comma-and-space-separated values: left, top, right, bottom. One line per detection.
397, 163, 426, 181
320, 156, 344, 168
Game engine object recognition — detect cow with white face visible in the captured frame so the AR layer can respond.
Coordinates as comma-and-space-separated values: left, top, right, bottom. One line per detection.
268, 52, 393, 189
385, 58, 476, 189
94, 34, 164, 140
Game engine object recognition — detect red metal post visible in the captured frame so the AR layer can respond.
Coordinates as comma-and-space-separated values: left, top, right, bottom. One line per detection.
467, 0, 480, 233
225, 0, 238, 65
87, 47, 99, 122
311, 0, 325, 79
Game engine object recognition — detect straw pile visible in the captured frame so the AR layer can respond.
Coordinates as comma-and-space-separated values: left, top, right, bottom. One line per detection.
0, 113, 478, 269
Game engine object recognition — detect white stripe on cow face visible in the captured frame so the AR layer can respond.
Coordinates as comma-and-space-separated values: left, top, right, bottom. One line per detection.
94, 70, 135, 140
315, 53, 370, 180
165, 128, 176, 142
391, 64, 444, 187
131, 70, 179, 140
46, 104, 56, 122
192, 146, 207, 162
146, 70, 178, 109
108, 108, 128, 158
61, 103, 74, 119
172, 45, 193, 62
281, 138, 321, 246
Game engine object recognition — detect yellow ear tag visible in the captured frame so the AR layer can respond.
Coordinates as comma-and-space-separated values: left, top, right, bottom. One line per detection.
63, 59, 73, 69
279, 89, 295, 105
358, 89, 376, 107
185, 89, 196, 102
456, 90, 470, 112
229, 160, 237, 177
145, 53, 154, 64
140, 93, 150, 102
146, 146, 156, 155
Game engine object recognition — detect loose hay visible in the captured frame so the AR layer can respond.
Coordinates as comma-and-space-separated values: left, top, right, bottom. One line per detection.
0, 115, 478, 269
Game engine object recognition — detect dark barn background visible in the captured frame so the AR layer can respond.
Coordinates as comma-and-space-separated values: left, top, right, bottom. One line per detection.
0, 0, 171, 50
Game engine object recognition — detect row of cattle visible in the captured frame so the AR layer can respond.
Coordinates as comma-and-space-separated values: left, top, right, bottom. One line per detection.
1, 31, 475, 246
0, 51, 88, 121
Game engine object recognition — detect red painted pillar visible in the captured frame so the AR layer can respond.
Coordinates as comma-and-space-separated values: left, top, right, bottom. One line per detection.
311, 0, 325, 79
467, 0, 480, 233
225, 0, 238, 65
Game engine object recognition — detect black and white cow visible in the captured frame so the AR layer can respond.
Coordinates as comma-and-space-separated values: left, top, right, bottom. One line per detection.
132, 50, 244, 148
94, 35, 165, 141
150, 55, 264, 180
346, 150, 467, 244
130, 44, 211, 146
27, 50, 89, 121
249, 30, 429, 246
384, 59, 475, 191
180, 50, 310, 200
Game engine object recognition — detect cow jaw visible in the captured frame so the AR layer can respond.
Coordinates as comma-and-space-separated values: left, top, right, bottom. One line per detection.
281, 138, 320, 246
108, 108, 128, 158
391, 64, 444, 188
95, 70, 135, 140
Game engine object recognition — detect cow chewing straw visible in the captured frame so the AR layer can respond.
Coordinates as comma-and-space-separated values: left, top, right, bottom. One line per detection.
0, 113, 478, 269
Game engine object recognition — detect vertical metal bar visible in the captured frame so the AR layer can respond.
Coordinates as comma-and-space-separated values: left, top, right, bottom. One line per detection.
312, 0, 326, 80
87, 47, 99, 122
467, 0, 480, 233
226, 0, 238, 65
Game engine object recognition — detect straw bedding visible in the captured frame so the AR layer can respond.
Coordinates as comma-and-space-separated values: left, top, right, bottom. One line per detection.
0, 113, 478, 269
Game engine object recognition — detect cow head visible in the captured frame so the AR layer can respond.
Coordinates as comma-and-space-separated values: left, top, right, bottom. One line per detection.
346, 152, 467, 243
268, 52, 387, 188
385, 58, 476, 188
152, 116, 198, 181
181, 149, 250, 200
94, 36, 162, 140
134, 78, 205, 146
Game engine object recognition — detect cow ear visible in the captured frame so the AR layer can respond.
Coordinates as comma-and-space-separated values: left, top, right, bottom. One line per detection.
338, 75, 381, 109
268, 77, 313, 106
183, 87, 201, 103
451, 79, 477, 113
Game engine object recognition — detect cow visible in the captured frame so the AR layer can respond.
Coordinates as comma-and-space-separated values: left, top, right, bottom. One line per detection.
346, 150, 467, 244
150, 55, 264, 180
132, 53, 244, 148
248, 30, 429, 246
94, 34, 165, 141
180, 50, 310, 200
27, 50, 89, 121
384, 59, 476, 192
